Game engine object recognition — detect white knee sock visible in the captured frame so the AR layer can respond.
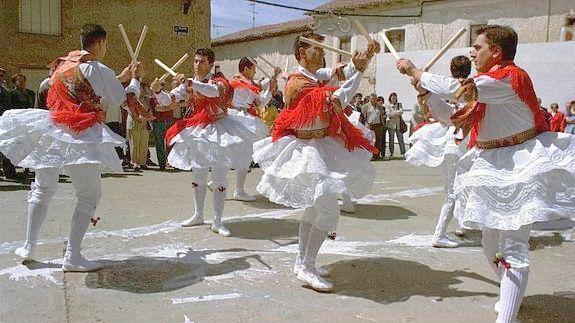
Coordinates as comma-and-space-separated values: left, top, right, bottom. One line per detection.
433, 198, 455, 240
496, 267, 529, 323
302, 227, 328, 271
23, 203, 49, 247
65, 201, 93, 261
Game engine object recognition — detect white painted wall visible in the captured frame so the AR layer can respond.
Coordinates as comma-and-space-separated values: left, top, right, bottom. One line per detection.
376, 41, 575, 123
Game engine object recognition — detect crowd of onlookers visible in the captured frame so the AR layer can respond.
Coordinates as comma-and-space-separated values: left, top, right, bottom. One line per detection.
1, 62, 574, 179
345, 92, 409, 160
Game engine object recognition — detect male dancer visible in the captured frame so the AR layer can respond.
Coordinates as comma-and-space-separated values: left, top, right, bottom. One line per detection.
397, 25, 575, 322
151, 48, 259, 237
253, 33, 379, 291
0, 24, 142, 271
229, 57, 279, 201
405, 55, 472, 248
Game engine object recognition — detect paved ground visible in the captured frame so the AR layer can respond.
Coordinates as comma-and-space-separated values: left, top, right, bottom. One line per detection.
1, 157, 574, 323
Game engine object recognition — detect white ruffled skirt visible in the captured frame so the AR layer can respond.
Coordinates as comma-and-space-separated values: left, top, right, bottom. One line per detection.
405, 123, 467, 167
0, 109, 125, 172
167, 113, 261, 170
453, 131, 575, 231
253, 135, 375, 209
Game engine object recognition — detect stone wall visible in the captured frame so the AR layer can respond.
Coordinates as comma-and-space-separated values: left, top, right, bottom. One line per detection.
0, 0, 210, 92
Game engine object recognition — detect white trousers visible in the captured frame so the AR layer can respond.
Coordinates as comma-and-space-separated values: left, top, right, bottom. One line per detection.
28, 164, 102, 208
482, 225, 532, 269
191, 167, 228, 188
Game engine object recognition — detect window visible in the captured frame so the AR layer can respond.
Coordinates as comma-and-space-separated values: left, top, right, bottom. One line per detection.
19, 0, 61, 35
469, 24, 487, 46
339, 36, 351, 63
384, 29, 405, 52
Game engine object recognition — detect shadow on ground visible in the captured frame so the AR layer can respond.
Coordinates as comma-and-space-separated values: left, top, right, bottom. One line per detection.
327, 257, 498, 304
84, 248, 266, 293
226, 218, 299, 241
341, 204, 417, 221
101, 173, 143, 179
232, 195, 291, 210
517, 292, 575, 322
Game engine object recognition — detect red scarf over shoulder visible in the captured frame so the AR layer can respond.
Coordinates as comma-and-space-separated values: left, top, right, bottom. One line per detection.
165, 73, 233, 145
46, 50, 105, 133
454, 63, 549, 148
272, 72, 377, 154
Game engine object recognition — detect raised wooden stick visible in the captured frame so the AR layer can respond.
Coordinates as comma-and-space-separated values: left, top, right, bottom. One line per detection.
284, 57, 289, 71
159, 53, 189, 82
118, 24, 135, 59
154, 59, 177, 76
257, 55, 278, 69
353, 19, 375, 44
422, 27, 467, 72
247, 57, 271, 78
132, 25, 148, 64
379, 32, 401, 61
300, 37, 352, 57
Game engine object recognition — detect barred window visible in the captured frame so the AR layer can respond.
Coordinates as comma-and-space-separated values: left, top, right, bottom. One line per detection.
384, 29, 405, 52
19, 0, 61, 35
339, 36, 351, 63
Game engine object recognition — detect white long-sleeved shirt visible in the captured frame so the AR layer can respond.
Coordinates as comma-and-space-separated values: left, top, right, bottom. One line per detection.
420, 71, 535, 141
75, 52, 140, 123
297, 64, 363, 108
155, 73, 220, 107
231, 77, 272, 110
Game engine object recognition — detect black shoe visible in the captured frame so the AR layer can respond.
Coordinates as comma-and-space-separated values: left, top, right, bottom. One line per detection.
146, 159, 157, 167
133, 166, 142, 172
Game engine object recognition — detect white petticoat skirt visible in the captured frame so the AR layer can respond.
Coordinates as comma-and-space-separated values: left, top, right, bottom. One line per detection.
167, 113, 261, 170
0, 109, 125, 172
453, 131, 575, 231
253, 135, 375, 209
405, 123, 467, 167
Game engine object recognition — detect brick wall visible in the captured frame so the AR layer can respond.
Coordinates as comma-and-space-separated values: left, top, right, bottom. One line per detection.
0, 0, 210, 91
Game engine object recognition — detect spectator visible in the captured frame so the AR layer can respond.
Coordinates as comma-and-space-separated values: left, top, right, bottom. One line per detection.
151, 81, 177, 170
36, 71, 54, 109
9, 73, 35, 108
126, 82, 155, 172
385, 92, 407, 159
261, 86, 281, 129
0, 67, 9, 113
361, 93, 385, 159
549, 102, 566, 132
410, 94, 426, 137
0, 67, 10, 178
565, 100, 575, 134
348, 93, 363, 113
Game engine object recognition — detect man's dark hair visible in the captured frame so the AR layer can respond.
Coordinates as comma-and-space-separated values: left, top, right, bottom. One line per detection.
476, 25, 518, 61
377, 96, 385, 103
294, 32, 325, 61
353, 93, 363, 100
450, 55, 472, 78
238, 57, 255, 73
195, 48, 215, 64
81, 24, 107, 49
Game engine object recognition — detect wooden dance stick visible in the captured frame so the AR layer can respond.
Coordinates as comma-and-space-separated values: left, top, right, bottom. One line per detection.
379, 32, 401, 61
423, 27, 467, 72
132, 25, 148, 64
159, 53, 190, 82
284, 57, 289, 71
353, 19, 375, 44
247, 57, 271, 78
154, 59, 177, 76
299, 37, 353, 57
257, 55, 278, 70
118, 24, 135, 59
